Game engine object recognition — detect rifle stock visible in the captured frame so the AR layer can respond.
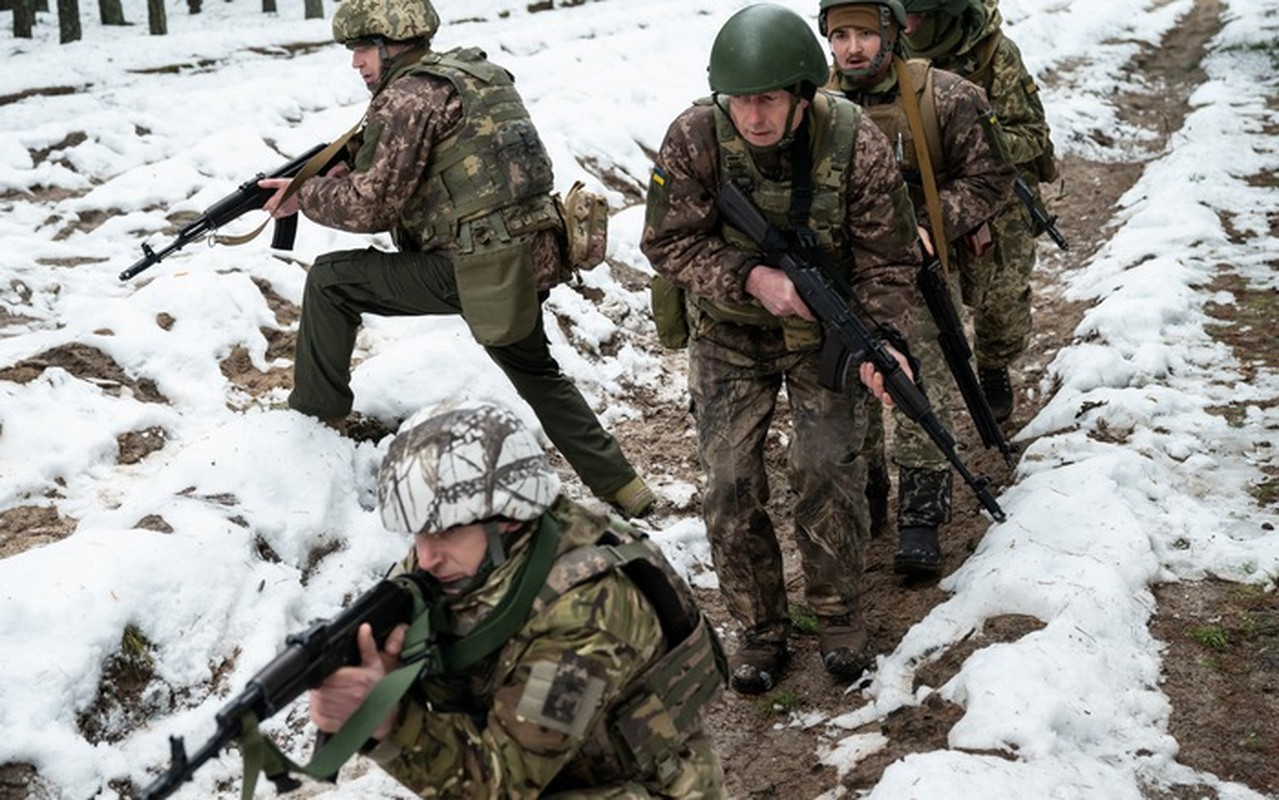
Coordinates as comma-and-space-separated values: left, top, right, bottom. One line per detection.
120, 142, 346, 281
716, 181, 1006, 522
139, 575, 425, 800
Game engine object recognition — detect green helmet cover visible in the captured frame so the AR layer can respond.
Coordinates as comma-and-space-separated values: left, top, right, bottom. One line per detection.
899, 0, 969, 14
331, 0, 440, 45
708, 3, 829, 95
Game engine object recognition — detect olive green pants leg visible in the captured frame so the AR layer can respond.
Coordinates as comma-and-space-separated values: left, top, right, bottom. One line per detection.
289, 247, 635, 495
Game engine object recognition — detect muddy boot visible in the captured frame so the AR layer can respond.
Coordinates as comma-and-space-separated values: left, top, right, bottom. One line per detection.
894, 467, 952, 579
817, 614, 872, 682
978, 366, 1015, 423
729, 638, 789, 695
865, 462, 890, 540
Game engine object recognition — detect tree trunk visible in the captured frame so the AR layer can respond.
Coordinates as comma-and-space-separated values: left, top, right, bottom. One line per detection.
147, 0, 166, 34
57, 0, 81, 42
262, 0, 276, 13
304, 0, 322, 19
12, 0, 36, 37
98, 0, 125, 24
187, 0, 201, 13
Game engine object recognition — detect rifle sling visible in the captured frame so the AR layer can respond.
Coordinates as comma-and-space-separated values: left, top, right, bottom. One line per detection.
214, 118, 365, 248
894, 57, 950, 273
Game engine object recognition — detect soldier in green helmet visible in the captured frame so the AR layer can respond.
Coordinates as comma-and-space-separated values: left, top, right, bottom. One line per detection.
642, 3, 921, 694
308, 400, 727, 796
259, 0, 654, 518
820, 0, 1016, 577
899, 0, 1059, 423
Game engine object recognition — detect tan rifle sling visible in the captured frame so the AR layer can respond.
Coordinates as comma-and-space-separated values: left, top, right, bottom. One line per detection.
894, 56, 949, 274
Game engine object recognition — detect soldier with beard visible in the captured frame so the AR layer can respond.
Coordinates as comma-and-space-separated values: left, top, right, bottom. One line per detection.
820, 0, 1016, 576
900, 0, 1058, 424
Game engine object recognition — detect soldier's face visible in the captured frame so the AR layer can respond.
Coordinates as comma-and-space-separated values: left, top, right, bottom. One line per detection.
728, 92, 808, 148
415, 523, 490, 593
904, 12, 928, 36
350, 44, 384, 87
349, 41, 415, 88
829, 25, 884, 72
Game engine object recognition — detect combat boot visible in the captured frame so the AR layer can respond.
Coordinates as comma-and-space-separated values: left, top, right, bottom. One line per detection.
817, 614, 872, 682
600, 475, 655, 518
893, 467, 952, 579
979, 366, 1015, 423
729, 638, 789, 695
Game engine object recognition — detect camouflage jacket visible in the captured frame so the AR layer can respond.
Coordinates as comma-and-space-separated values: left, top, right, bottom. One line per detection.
370, 497, 724, 798
294, 52, 563, 289
916, 2, 1054, 174
835, 60, 1016, 245
641, 98, 919, 331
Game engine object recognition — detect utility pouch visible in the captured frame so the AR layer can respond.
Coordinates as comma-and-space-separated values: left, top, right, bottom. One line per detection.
649, 274, 689, 349
454, 215, 539, 347
555, 181, 609, 271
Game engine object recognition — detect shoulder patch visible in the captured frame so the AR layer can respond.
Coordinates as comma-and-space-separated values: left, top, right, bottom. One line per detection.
516, 653, 607, 739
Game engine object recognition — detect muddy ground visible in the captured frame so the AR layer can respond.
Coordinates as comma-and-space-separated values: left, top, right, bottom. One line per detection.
1, 1, 1276, 798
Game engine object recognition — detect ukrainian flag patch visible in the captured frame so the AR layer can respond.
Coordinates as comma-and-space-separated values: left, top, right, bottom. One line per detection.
650, 166, 666, 187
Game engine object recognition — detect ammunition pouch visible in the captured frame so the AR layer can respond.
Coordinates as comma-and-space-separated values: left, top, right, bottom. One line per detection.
555, 181, 610, 272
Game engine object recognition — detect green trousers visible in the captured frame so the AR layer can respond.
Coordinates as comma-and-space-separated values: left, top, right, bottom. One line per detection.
289, 247, 637, 496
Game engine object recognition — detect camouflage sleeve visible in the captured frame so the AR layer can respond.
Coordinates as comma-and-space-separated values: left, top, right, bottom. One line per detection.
370, 573, 664, 797
296, 74, 463, 233
640, 105, 758, 304
986, 38, 1052, 170
933, 70, 1017, 240
843, 118, 922, 329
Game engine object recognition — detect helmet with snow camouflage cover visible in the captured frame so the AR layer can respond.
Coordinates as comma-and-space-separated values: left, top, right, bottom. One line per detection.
378, 402, 561, 535
708, 3, 829, 96
331, 0, 440, 45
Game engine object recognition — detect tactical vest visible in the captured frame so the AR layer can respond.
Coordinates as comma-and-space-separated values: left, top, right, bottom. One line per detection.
699, 91, 860, 349
416, 501, 726, 785
538, 517, 727, 784
388, 47, 563, 345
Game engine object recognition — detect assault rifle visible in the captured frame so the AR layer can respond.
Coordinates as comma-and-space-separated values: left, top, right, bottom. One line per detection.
716, 181, 1006, 522
1014, 176, 1068, 251
917, 256, 1015, 466
120, 143, 347, 281
140, 574, 427, 800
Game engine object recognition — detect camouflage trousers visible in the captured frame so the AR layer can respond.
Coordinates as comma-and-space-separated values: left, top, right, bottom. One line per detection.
865, 268, 959, 475
289, 246, 636, 496
688, 320, 870, 646
965, 183, 1040, 369
865, 269, 957, 529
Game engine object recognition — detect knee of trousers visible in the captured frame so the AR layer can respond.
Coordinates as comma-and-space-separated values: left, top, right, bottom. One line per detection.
308, 248, 376, 288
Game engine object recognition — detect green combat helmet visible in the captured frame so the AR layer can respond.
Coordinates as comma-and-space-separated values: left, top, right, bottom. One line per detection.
898, 0, 969, 14
331, 0, 440, 45
708, 3, 829, 97
900, 0, 985, 58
